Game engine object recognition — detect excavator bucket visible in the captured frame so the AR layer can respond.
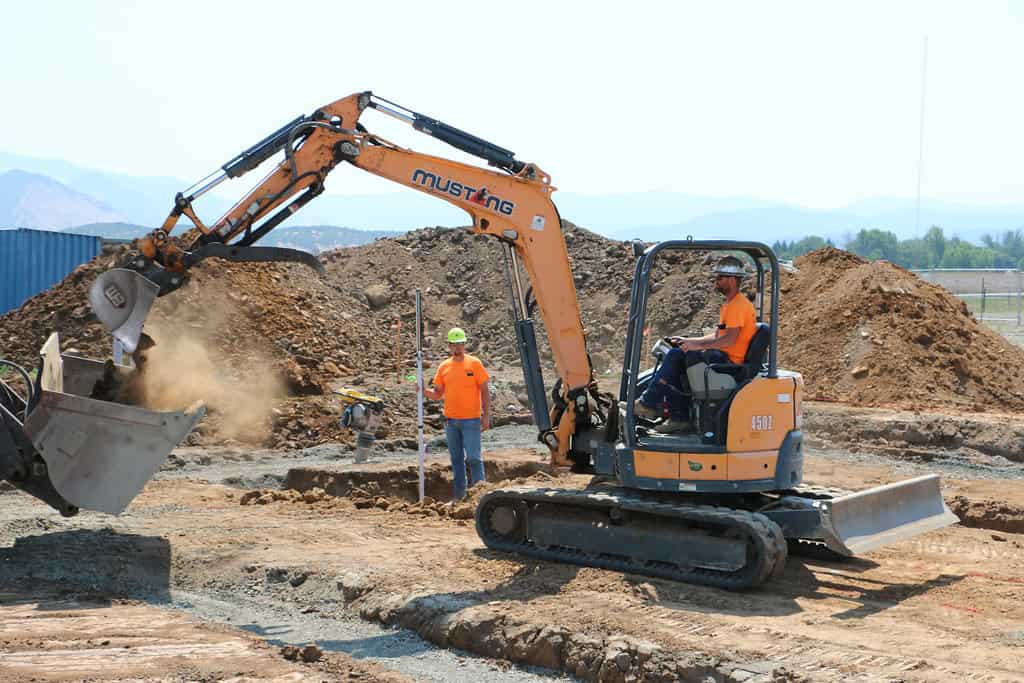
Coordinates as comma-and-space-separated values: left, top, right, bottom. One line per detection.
88, 268, 160, 353
816, 474, 959, 556
18, 333, 204, 515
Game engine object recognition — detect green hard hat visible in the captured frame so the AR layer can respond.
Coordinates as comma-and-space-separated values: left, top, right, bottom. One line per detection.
447, 327, 468, 343
444, 327, 468, 344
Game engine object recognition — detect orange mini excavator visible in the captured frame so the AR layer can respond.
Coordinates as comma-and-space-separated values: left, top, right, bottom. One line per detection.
5, 92, 956, 587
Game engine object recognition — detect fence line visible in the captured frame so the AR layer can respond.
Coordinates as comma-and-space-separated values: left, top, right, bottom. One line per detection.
914, 268, 1023, 330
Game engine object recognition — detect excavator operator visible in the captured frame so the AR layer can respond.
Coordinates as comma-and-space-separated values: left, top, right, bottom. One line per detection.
633, 256, 757, 433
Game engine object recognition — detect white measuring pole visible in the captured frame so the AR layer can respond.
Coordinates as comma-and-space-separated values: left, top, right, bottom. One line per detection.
415, 289, 426, 503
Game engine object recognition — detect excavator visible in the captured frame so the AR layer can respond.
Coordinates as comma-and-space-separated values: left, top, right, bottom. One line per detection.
1, 91, 957, 587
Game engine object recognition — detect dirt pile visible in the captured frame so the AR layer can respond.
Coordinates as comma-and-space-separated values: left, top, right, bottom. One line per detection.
283, 448, 554, 500
779, 247, 1024, 412
5, 230, 1024, 450
0, 243, 119, 366
947, 496, 1024, 534
239, 457, 565, 523
0, 222, 720, 449
239, 483, 482, 521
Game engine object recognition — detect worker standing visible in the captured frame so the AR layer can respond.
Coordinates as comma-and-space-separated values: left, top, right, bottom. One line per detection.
424, 327, 491, 500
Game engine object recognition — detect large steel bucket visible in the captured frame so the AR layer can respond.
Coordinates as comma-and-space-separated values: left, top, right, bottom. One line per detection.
21, 334, 204, 515
818, 474, 959, 555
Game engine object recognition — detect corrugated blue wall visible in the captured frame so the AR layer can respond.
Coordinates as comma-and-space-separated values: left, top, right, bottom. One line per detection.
0, 228, 103, 315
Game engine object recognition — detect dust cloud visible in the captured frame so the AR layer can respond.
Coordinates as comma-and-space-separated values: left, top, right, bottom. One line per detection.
137, 316, 286, 444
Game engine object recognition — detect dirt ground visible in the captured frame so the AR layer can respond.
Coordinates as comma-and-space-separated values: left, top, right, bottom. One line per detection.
3, 408, 1024, 683
5, 228, 1024, 680
0, 585, 413, 683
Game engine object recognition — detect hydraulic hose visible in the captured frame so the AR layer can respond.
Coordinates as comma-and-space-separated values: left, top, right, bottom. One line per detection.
285, 120, 356, 179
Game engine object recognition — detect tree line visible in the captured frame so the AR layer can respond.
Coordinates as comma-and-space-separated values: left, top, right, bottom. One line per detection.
772, 227, 1024, 270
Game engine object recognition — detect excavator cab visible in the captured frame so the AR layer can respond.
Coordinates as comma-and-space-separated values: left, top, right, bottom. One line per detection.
613, 240, 957, 556
623, 241, 785, 448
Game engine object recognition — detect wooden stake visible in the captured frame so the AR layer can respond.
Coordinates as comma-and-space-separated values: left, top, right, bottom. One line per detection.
396, 317, 402, 382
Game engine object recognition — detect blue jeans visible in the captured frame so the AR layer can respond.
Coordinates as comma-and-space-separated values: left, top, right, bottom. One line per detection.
445, 418, 484, 500
638, 348, 729, 419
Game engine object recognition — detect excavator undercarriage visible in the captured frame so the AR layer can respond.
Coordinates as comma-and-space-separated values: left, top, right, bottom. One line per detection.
477, 474, 957, 589
478, 487, 788, 588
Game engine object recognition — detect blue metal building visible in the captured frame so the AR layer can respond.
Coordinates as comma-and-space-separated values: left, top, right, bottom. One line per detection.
0, 228, 103, 315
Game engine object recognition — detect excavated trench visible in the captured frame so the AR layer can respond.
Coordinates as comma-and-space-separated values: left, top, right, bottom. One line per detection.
285, 456, 550, 503
947, 497, 1024, 534
239, 443, 1024, 682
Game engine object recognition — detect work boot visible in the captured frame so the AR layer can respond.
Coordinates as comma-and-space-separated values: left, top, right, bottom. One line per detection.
633, 400, 660, 419
655, 418, 691, 434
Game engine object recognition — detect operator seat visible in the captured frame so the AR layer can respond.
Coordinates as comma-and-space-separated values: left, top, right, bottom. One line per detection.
686, 323, 771, 403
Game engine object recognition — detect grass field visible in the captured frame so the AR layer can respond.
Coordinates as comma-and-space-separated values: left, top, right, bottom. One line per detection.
918, 270, 1024, 344
960, 294, 1024, 346
959, 297, 1024, 346
961, 292, 1024, 319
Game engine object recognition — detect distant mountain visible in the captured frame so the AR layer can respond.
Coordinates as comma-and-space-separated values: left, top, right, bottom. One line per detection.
0, 170, 127, 229
612, 206, 863, 244
838, 198, 1024, 243
3, 151, 1021, 245
250, 225, 402, 252
553, 192, 780, 235
0, 151, 228, 226
65, 222, 401, 251
0, 152, 94, 186
64, 222, 151, 241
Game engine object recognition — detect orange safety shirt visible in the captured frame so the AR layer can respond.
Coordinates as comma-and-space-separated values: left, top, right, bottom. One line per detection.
718, 294, 757, 364
432, 354, 490, 419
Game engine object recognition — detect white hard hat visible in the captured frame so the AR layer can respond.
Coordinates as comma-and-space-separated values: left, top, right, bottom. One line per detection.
713, 256, 748, 279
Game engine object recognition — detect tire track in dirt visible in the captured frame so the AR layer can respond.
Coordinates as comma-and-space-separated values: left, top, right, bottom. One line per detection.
6, 436, 1024, 682
601, 597, 1017, 682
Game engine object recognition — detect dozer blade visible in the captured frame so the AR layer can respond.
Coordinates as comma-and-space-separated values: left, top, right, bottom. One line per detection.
88, 268, 159, 353
817, 474, 958, 556
21, 334, 204, 515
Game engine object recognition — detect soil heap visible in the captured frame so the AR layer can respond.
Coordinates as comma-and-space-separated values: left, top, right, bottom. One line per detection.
4, 232, 1023, 449
0, 223, 719, 449
779, 247, 1024, 413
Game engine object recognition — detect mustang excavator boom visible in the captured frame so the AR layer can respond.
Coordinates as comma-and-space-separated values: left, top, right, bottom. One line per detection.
79, 92, 955, 587
89, 91, 597, 465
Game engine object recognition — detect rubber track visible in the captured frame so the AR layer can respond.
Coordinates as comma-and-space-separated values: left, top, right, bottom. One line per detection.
476, 487, 788, 589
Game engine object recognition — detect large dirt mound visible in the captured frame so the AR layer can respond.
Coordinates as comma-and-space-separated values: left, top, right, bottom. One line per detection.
779, 247, 1024, 412
4, 232, 1022, 450
0, 222, 719, 448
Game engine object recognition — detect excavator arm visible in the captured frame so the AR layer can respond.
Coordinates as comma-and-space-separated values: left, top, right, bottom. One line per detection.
90, 92, 603, 465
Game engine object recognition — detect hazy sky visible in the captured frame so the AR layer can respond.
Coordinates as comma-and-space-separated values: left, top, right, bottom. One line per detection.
2, 1, 1022, 208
